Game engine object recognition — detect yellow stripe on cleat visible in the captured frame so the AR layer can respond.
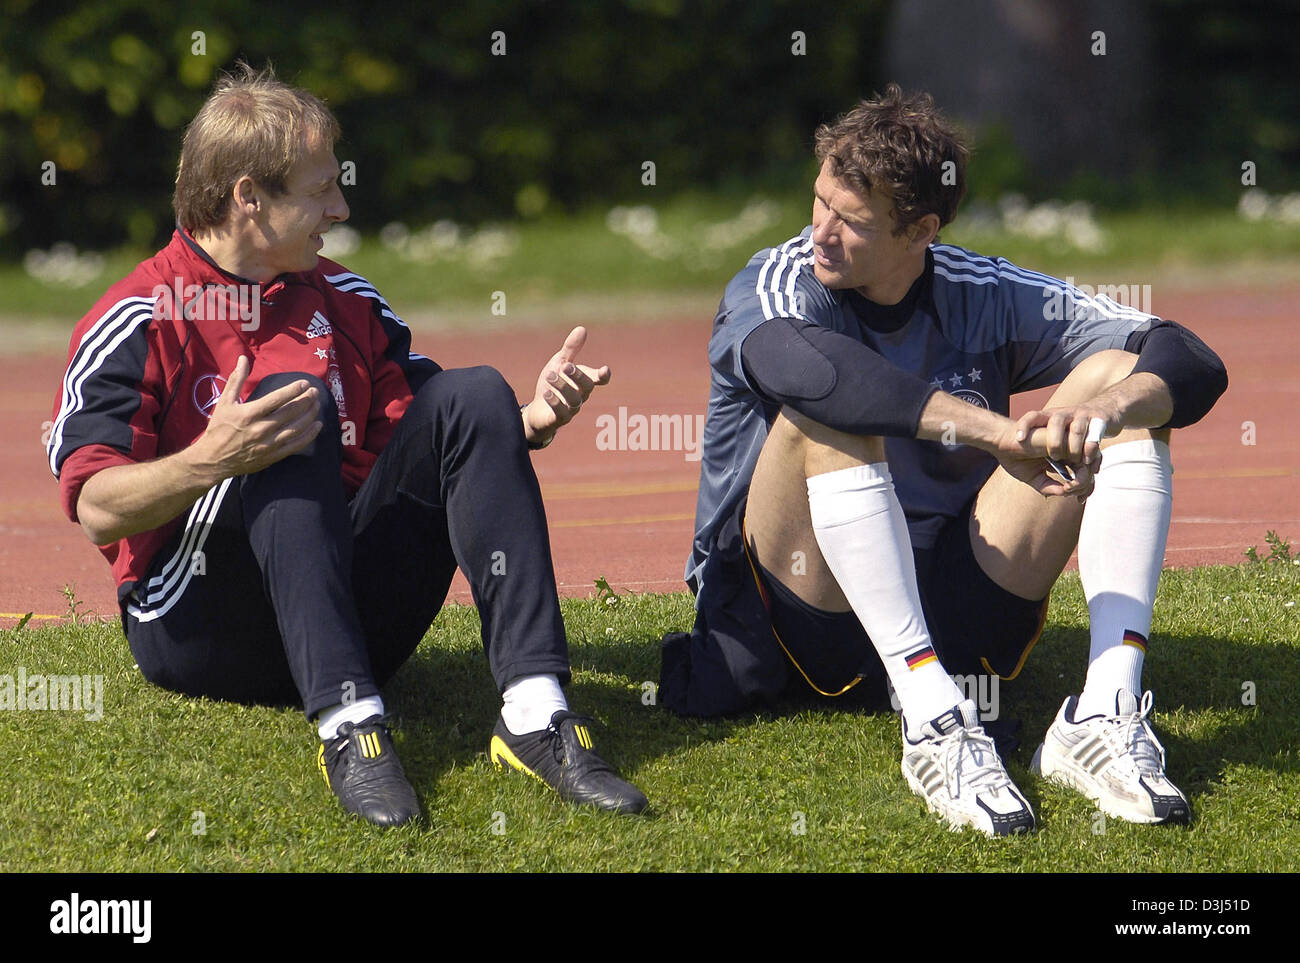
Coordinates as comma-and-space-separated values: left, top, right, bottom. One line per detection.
489, 735, 546, 787
575, 725, 593, 750
317, 744, 331, 787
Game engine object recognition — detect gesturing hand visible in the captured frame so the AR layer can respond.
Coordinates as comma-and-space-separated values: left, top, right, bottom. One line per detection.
522, 326, 612, 448
193, 356, 323, 480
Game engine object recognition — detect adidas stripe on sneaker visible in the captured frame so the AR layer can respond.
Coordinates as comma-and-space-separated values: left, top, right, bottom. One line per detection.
901, 699, 1035, 836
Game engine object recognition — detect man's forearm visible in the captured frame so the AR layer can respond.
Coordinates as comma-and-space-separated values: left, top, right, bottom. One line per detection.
1090, 372, 1174, 431
915, 391, 1013, 453
77, 447, 223, 546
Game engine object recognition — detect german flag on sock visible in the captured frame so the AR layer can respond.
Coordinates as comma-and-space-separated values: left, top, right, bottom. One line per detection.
1122, 629, 1148, 653
905, 645, 938, 670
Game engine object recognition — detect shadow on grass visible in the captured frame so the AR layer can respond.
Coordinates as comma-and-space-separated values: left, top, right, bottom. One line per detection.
982, 625, 1300, 798
73, 587, 1295, 821
379, 609, 1300, 810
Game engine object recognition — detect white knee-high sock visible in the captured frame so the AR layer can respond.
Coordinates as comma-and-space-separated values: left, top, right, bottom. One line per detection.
1076, 439, 1173, 717
316, 695, 386, 740
807, 463, 964, 737
501, 674, 568, 735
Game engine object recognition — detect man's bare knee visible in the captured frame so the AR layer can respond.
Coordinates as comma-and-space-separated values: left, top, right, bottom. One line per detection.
776, 408, 886, 476
1041, 351, 1174, 449
746, 409, 875, 612
1048, 349, 1139, 407
1105, 425, 1172, 449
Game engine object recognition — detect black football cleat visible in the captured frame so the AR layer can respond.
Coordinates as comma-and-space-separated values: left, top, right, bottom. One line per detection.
318, 715, 421, 827
490, 710, 649, 814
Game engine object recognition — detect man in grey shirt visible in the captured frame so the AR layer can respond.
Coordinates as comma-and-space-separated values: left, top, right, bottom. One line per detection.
661, 85, 1226, 836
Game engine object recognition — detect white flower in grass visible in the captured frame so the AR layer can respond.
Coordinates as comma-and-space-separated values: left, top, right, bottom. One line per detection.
320, 224, 360, 259
1237, 191, 1270, 222
380, 221, 410, 251
23, 242, 104, 287
406, 220, 462, 263
1274, 193, 1300, 224
606, 205, 658, 237
465, 225, 519, 268
701, 198, 781, 251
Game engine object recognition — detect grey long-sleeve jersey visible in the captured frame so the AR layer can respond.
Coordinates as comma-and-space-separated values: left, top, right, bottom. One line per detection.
686, 228, 1165, 594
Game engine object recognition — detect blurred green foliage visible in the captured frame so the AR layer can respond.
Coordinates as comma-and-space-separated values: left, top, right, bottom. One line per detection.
1145, 0, 1300, 201
0, 0, 1296, 259
0, 0, 888, 255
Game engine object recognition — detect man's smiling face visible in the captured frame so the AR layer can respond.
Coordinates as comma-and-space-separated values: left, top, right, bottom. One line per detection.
256, 136, 349, 276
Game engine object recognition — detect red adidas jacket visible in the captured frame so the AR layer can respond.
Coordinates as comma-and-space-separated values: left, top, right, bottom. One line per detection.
48, 229, 440, 597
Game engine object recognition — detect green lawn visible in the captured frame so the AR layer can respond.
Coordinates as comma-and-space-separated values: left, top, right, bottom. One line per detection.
6, 198, 1299, 329
5, 552, 1298, 873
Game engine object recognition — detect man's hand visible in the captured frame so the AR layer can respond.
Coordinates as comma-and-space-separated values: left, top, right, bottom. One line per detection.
522, 326, 612, 448
991, 420, 1097, 498
1013, 400, 1123, 473
76, 356, 324, 546
917, 390, 1094, 498
1012, 370, 1172, 472
190, 356, 323, 481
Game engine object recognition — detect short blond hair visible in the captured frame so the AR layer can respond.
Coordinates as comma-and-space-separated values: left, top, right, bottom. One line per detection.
173, 62, 341, 232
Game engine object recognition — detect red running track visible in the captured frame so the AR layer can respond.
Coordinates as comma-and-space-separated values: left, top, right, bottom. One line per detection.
2, 284, 1297, 624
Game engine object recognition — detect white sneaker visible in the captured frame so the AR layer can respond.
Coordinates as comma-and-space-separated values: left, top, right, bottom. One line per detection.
901, 699, 1035, 836
1031, 689, 1191, 824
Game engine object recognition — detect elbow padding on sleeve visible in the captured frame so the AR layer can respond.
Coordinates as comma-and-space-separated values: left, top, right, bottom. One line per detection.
1126, 320, 1229, 429
740, 317, 938, 437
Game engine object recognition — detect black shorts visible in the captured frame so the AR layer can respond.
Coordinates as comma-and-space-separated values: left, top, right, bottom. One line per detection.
659, 493, 1049, 716
752, 493, 1049, 701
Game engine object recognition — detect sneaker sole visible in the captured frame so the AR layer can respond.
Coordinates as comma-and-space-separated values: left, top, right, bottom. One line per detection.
1030, 741, 1189, 825
902, 763, 1034, 837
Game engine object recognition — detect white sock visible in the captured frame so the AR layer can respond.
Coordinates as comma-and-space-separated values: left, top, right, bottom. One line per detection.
316, 694, 385, 740
501, 674, 568, 735
1076, 439, 1172, 718
807, 463, 964, 738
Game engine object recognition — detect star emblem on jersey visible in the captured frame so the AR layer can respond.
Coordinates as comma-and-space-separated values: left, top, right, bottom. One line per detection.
948, 372, 964, 388
192, 373, 226, 419
306, 310, 333, 339
315, 348, 329, 360
967, 367, 982, 382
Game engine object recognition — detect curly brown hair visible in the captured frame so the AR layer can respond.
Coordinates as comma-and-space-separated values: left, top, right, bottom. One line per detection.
814, 84, 968, 237
173, 62, 341, 233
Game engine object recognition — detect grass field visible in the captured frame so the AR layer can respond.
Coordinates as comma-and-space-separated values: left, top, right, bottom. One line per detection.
5, 547, 1298, 874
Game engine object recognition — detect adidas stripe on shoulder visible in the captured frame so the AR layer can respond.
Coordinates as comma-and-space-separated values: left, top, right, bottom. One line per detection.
323, 270, 432, 364
49, 295, 157, 477
754, 234, 818, 322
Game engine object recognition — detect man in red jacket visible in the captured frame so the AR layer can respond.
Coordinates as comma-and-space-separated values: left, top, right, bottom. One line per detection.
48, 64, 647, 826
